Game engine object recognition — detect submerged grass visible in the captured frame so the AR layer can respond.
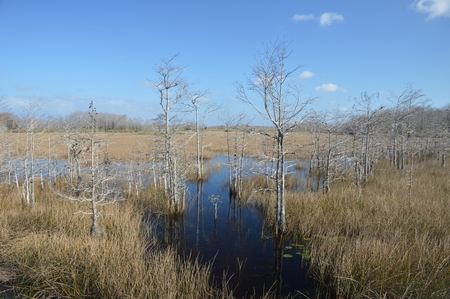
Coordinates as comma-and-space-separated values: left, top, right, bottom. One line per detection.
0, 184, 233, 298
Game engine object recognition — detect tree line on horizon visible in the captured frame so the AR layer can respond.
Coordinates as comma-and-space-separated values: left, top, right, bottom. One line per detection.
0, 100, 449, 135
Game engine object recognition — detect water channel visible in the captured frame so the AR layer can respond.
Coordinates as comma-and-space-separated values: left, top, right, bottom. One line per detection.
155, 155, 318, 298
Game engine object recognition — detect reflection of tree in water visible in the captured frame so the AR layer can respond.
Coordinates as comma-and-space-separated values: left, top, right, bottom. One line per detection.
273, 235, 284, 298
163, 214, 186, 249
148, 156, 316, 297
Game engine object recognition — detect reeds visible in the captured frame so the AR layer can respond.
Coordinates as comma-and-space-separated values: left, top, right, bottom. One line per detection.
281, 159, 450, 298
0, 184, 233, 298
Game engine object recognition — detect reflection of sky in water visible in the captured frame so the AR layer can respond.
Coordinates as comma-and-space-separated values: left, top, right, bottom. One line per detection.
1, 159, 69, 179
161, 155, 316, 298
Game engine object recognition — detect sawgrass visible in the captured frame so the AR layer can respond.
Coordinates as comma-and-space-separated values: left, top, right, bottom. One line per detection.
0, 183, 233, 298
7, 130, 313, 161
253, 158, 450, 298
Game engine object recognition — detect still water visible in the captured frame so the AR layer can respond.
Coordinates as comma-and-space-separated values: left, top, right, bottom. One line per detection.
4, 155, 319, 297
156, 155, 317, 298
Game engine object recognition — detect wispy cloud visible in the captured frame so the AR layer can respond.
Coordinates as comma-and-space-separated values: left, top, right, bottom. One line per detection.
292, 14, 315, 21
411, 0, 450, 20
0, 71, 4, 76
291, 12, 344, 26
315, 83, 347, 93
319, 13, 345, 26
138, 81, 154, 88
294, 71, 315, 81
17, 85, 32, 91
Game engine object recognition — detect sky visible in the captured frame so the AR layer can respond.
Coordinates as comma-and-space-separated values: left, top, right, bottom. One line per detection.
0, 0, 449, 125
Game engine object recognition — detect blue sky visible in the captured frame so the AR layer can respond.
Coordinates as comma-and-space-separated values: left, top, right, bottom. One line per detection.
0, 0, 449, 125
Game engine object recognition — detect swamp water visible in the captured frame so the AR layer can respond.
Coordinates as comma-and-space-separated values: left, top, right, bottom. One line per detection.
154, 155, 318, 298
3, 156, 321, 298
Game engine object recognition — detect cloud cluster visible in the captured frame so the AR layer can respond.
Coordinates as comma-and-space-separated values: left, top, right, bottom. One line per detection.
315, 83, 347, 93
292, 12, 344, 26
411, 0, 450, 20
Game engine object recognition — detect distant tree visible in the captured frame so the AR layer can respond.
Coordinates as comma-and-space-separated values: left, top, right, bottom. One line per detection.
235, 39, 314, 235
219, 111, 251, 198
186, 90, 213, 180
19, 101, 44, 207
386, 83, 426, 169
349, 92, 384, 192
309, 110, 350, 193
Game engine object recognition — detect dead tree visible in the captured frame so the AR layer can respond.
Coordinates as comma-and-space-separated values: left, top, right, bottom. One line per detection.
387, 83, 426, 169
309, 110, 350, 193
149, 54, 190, 213
235, 39, 313, 235
349, 92, 384, 192
219, 111, 251, 199
59, 102, 124, 237
186, 91, 217, 180
19, 101, 43, 207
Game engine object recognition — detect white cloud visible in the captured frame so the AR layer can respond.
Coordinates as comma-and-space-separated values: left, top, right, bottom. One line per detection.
292, 14, 315, 21
315, 83, 347, 93
319, 12, 344, 26
295, 71, 315, 81
411, 0, 450, 20
291, 12, 344, 26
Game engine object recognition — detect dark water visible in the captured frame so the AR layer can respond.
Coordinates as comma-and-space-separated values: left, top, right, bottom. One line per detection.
157, 155, 317, 298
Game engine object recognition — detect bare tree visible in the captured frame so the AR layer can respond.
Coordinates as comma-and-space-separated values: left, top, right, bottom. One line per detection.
186, 90, 218, 180
20, 101, 44, 207
59, 102, 124, 237
149, 54, 190, 213
309, 110, 350, 193
60, 121, 91, 195
235, 40, 314, 235
349, 92, 384, 193
387, 83, 426, 169
219, 111, 251, 199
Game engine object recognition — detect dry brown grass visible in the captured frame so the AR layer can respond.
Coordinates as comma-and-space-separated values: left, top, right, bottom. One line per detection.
280, 159, 450, 298
244, 158, 450, 297
0, 183, 233, 298
8, 130, 313, 161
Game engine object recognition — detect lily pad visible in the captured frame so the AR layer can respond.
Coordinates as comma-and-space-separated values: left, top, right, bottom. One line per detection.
285, 246, 293, 249
283, 254, 293, 258
296, 252, 302, 255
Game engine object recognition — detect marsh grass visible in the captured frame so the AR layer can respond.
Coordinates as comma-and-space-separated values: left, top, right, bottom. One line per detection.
0, 183, 234, 298
279, 158, 450, 298
10, 130, 312, 161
